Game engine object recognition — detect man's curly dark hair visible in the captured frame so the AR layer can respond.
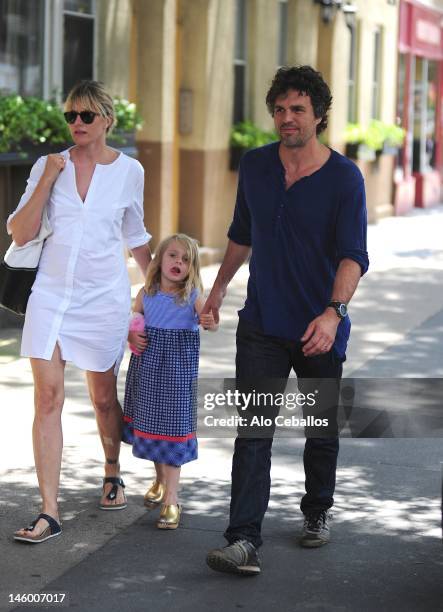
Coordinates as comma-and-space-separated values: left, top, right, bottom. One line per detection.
265, 66, 332, 135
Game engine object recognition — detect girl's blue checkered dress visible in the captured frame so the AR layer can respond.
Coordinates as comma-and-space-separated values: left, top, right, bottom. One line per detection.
122, 289, 199, 466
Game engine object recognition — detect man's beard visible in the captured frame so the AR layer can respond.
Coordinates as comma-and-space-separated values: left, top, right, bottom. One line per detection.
281, 134, 305, 148
280, 127, 316, 148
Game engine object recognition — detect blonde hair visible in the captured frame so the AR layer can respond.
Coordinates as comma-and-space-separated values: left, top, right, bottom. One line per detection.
65, 80, 115, 133
145, 234, 203, 303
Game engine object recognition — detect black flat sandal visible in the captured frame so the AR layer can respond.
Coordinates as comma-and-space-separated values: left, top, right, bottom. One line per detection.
13, 513, 62, 544
100, 477, 127, 511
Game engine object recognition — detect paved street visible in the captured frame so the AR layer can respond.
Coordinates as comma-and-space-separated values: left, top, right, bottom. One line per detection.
1, 205, 442, 612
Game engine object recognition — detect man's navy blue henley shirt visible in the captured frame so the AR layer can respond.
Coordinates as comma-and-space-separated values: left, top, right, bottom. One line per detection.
227, 141, 369, 360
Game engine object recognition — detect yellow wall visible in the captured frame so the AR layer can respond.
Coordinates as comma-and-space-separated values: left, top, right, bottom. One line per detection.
180, 0, 235, 150
133, 0, 177, 144
287, 0, 319, 67
247, 0, 279, 129
318, 0, 398, 150
354, 0, 398, 127
179, 0, 237, 250
317, 12, 349, 150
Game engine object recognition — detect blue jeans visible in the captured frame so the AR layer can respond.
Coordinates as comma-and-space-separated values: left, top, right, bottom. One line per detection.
224, 318, 342, 549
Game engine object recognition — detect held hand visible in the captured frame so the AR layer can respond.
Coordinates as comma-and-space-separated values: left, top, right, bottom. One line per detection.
128, 330, 148, 352
199, 312, 218, 331
301, 309, 340, 357
200, 286, 226, 325
42, 154, 66, 184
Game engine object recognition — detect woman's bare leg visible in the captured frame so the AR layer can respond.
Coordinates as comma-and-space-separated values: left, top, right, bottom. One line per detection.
86, 367, 125, 507
15, 345, 65, 536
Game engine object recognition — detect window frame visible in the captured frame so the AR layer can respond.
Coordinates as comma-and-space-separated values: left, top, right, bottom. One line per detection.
371, 25, 382, 120
233, 0, 248, 124
43, 0, 97, 102
347, 20, 358, 123
277, 0, 288, 68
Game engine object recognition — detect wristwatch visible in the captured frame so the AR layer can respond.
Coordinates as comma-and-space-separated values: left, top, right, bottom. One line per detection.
328, 301, 348, 320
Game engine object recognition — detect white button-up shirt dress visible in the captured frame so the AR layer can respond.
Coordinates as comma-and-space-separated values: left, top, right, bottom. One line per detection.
8, 149, 151, 373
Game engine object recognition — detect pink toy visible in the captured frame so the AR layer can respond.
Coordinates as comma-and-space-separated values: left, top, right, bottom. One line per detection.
128, 312, 145, 355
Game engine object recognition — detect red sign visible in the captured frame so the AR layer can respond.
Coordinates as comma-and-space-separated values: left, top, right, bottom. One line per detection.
399, 0, 443, 60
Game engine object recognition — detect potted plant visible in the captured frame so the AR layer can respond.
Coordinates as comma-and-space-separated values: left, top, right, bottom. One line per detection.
108, 97, 143, 152
380, 122, 405, 156
344, 122, 381, 161
230, 121, 277, 170
344, 120, 405, 162
0, 95, 71, 164
0, 94, 143, 165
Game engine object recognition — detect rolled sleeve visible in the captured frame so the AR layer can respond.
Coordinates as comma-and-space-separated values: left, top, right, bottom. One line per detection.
6, 156, 47, 235
227, 160, 252, 246
335, 179, 369, 275
122, 166, 151, 249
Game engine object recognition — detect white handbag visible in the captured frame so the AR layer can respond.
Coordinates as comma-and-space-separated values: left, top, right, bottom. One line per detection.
0, 209, 52, 315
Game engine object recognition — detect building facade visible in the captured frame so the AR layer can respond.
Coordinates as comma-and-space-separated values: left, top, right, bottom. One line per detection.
1, 0, 442, 260
129, 0, 403, 236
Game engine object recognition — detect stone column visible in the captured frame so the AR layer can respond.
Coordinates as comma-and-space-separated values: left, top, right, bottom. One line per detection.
134, 0, 177, 245
247, 0, 279, 128
178, 0, 237, 251
96, 0, 132, 97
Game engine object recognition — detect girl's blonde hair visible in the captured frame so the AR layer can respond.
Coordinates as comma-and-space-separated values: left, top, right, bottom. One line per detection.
145, 234, 203, 303
65, 80, 115, 133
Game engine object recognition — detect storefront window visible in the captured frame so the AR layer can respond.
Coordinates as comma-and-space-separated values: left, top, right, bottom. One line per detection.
412, 57, 438, 173
0, 0, 44, 96
413, 57, 425, 173
396, 53, 407, 173
425, 60, 437, 170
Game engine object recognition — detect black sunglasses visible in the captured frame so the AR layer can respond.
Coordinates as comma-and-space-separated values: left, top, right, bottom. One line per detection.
64, 110, 99, 125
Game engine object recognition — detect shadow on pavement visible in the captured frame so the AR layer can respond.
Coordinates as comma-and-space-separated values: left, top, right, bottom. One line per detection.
2, 446, 441, 612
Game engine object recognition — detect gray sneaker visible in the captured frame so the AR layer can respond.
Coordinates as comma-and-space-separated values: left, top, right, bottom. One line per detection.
206, 539, 261, 576
300, 510, 331, 548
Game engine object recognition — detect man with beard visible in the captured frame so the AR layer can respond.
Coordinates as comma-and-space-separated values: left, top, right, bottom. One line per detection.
203, 66, 369, 575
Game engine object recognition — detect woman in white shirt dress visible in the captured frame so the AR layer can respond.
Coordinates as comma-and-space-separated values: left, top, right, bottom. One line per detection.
9, 81, 151, 544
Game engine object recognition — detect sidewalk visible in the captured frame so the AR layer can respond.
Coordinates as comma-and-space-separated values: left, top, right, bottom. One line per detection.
1, 206, 442, 611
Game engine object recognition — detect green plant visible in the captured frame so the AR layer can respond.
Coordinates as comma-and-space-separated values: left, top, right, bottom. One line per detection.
344, 120, 405, 152
344, 121, 384, 151
113, 97, 143, 133
0, 95, 70, 153
382, 123, 405, 147
0, 94, 143, 153
230, 120, 276, 149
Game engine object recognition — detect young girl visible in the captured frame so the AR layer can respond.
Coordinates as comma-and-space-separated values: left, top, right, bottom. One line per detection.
122, 233, 217, 529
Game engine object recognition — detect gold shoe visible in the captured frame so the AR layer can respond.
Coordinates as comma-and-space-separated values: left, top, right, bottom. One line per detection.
143, 481, 165, 509
156, 504, 182, 530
